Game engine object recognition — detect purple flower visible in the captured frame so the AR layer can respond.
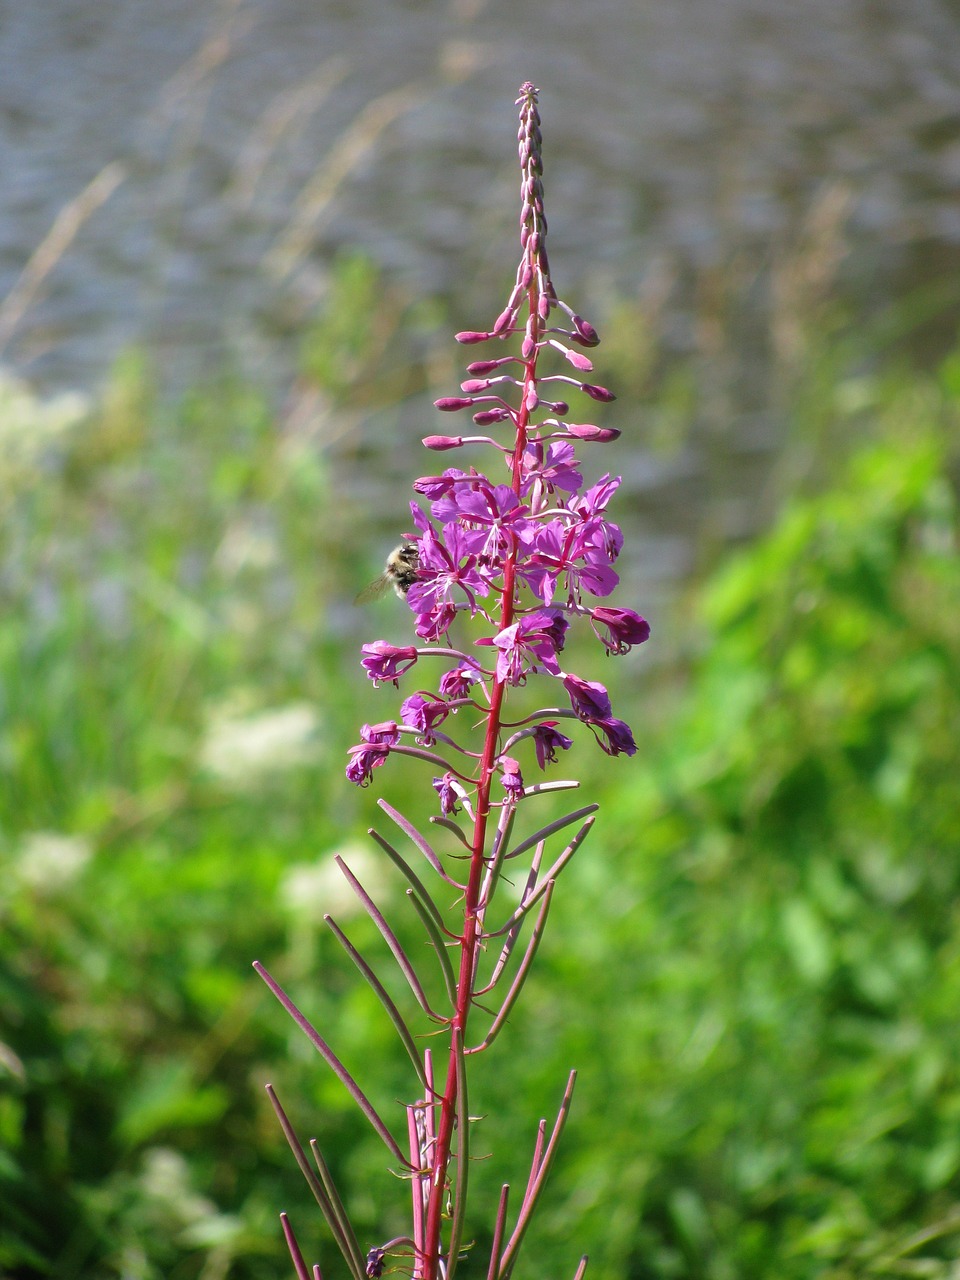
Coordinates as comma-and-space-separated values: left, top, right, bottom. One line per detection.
346, 721, 400, 786
406, 522, 490, 620
561, 673, 612, 721
433, 772, 463, 816
360, 641, 419, 685
521, 520, 620, 605
518, 441, 583, 498
439, 664, 483, 699
590, 607, 651, 655
570, 473, 620, 517
479, 610, 566, 685
451, 483, 535, 562
532, 721, 574, 769
400, 694, 450, 744
592, 717, 637, 757
500, 756, 524, 798
414, 601, 459, 642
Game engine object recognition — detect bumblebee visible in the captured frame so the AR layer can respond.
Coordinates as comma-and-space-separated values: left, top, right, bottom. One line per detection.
355, 542, 419, 603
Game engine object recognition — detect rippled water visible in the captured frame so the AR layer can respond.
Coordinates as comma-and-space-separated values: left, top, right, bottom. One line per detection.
2, 0, 959, 603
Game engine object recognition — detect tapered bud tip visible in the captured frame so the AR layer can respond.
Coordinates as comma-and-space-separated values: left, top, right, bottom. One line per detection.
434, 397, 475, 411
473, 408, 512, 425
493, 307, 516, 335
566, 423, 622, 442
422, 435, 464, 450
582, 383, 616, 402
573, 315, 600, 346
455, 330, 492, 344
565, 350, 594, 371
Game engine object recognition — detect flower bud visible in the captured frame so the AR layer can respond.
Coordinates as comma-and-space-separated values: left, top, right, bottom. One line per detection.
493, 307, 516, 335
564, 424, 622, 442
434, 397, 475, 412
572, 314, 600, 346
473, 408, 512, 425
422, 435, 465, 450
581, 383, 616, 403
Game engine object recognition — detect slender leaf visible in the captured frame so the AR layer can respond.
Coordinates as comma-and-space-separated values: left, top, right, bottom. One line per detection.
407, 1103, 428, 1263
324, 914, 427, 1088
254, 961, 409, 1167
502, 804, 598, 862
405, 889, 458, 1008
266, 1085, 364, 1280
478, 842, 546, 994
368, 827, 452, 932
378, 798, 464, 886
281, 1212, 312, 1280
429, 815, 471, 848
478, 804, 517, 915
310, 1139, 368, 1280
499, 1071, 578, 1280
519, 779, 580, 796
335, 856, 445, 1022
485, 817, 593, 939
468, 884, 555, 1053
486, 1185, 511, 1280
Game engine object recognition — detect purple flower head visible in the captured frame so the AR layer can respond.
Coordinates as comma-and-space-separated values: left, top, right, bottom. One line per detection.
590, 607, 651, 655
335, 87, 651, 1270
500, 755, 524, 798
561, 673, 612, 722
414, 601, 458, 642
362, 720, 401, 745
478, 610, 566, 686
518, 441, 583, 500
570, 473, 619, 517
406, 522, 490, 620
346, 721, 400, 786
532, 721, 574, 769
592, 716, 637, 757
360, 641, 419, 686
400, 694, 450, 745
521, 520, 619, 605
452, 483, 536, 562
433, 772, 463, 816
439, 663, 483, 699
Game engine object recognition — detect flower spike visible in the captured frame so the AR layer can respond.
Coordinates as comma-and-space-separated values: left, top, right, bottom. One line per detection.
268, 83, 650, 1280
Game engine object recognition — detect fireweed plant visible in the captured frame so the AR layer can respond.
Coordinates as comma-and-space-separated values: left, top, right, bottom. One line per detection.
255, 84, 649, 1280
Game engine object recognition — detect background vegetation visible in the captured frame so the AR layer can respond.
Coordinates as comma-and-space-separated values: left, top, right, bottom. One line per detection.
1, 259, 958, 1280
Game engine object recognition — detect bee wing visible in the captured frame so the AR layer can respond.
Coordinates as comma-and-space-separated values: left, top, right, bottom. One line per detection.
354, 572, 390, 605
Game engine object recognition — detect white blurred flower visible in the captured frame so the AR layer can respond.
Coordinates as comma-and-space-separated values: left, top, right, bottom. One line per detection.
0, 369, 89, 468
199, 700, 323, 786
280, 842, 388, 922
17, 831, 93, 891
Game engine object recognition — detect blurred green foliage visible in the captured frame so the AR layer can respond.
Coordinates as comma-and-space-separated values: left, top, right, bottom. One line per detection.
0, 264, 958, 1280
